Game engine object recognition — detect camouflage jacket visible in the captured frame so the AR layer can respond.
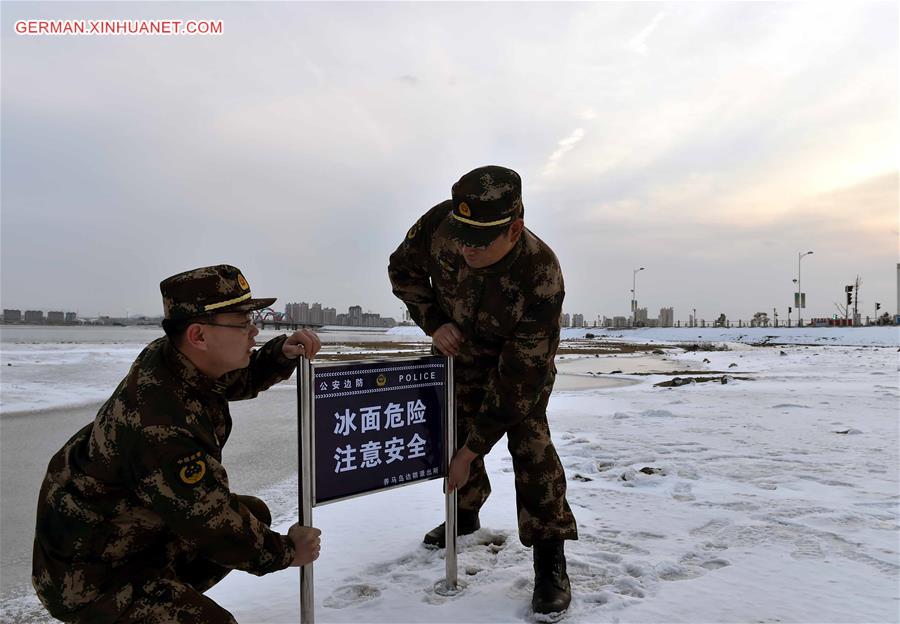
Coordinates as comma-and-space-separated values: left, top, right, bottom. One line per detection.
388, 200, 564, 455
32, 335, 297, 620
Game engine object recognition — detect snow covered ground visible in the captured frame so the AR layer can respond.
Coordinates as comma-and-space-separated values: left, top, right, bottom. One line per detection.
561, 326, 899, 348
2, 329, 897, 623
392, 323, 900, 348
206, 333, 898, 623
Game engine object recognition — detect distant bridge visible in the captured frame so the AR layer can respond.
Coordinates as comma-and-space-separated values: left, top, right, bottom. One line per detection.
251, 308, 323, 331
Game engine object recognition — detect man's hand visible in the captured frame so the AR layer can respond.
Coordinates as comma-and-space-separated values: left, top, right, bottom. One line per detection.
288, 524, 321, 566
282, 330, 321, 360
447, 446, 478, 492
432, 322, 464, 357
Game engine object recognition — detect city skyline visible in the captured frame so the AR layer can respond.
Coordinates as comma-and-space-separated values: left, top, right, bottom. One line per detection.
3, 264, 897, 326
2, 3, 896, 321
4, 284, 891, 328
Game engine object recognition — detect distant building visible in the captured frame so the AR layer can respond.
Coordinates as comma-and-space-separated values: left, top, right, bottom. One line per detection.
572, 313, 584, 328
659, 307, 674, 327
3, 309, 22, 322
281, 300, 394, 328
65, 312, 77, 323
24, 310, 44, 323
612, 316, 627, 328
600, 316, 612, 328
634, 307, 649, 326
560, 313, 570, 327
285, 302, 334, 326
47, 311, 65, 323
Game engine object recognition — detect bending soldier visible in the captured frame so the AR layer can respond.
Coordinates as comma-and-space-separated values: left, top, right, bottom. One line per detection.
388, 166, 577, 616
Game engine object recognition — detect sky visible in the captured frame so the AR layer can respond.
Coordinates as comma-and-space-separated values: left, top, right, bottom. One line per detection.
1, 1, 897, 324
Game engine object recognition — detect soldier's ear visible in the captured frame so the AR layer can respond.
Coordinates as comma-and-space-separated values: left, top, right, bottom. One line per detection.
508, 218, 525, 242
184, 323, 208, 351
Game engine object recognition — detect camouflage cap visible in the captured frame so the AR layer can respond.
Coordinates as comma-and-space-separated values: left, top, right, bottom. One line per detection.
448, 165, 524, 247
160, 265, 275, 321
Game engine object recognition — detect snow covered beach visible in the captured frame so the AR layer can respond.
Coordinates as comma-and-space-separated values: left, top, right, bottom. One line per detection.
1, 326, 897, 623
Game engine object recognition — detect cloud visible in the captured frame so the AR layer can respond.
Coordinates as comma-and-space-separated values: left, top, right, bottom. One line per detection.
542, 128, 585, 175
628, 11, 667, 56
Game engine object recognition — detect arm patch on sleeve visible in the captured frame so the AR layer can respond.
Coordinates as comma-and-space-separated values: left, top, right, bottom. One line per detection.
175, 451, 207, 487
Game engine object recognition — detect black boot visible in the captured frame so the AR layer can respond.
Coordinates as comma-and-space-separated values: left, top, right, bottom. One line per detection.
532, 540, 571, 616
422, 510, 480, 548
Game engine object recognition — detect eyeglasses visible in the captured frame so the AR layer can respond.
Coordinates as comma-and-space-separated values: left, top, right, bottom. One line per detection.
459, 229, 507, 251
197, 319, 256, 332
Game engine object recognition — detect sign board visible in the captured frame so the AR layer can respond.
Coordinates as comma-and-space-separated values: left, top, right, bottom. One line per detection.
311, 356, 447, 505
297, 354, 459, 624
794, 292, 806, 308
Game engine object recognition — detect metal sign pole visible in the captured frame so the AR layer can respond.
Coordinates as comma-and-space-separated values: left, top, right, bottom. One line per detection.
444, 356, 457, 589
299, 356, 315, 624
434, 356, 464, 596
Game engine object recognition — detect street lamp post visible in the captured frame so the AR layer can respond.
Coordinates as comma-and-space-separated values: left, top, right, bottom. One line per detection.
797, 251, 814, 327
631, 267, 645, 327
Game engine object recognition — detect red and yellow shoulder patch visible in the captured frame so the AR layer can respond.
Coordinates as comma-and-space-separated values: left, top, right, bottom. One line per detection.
176, 451, 207, 486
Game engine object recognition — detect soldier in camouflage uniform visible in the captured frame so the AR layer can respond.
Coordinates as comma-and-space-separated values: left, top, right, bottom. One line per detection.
32, 265, 322, 623
388, 166, 577, 615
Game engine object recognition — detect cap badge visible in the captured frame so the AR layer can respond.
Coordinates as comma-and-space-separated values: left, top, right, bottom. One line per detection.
406, 219, 421, 240
237, 274, 250, 291
458, 202, 471, 218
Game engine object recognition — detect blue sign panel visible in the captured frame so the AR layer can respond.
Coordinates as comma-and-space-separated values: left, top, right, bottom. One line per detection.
312, 357, 446, 505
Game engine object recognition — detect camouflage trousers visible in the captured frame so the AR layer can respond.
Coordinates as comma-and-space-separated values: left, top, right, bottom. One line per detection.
70, 495, 271, 624
455, 380, 578, 546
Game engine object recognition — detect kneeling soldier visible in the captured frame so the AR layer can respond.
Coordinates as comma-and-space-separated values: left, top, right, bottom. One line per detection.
32, 265, 322, 623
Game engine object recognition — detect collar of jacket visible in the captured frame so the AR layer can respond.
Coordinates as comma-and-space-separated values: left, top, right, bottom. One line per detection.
162, 338, 229, 396
469, 232, 525, 276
